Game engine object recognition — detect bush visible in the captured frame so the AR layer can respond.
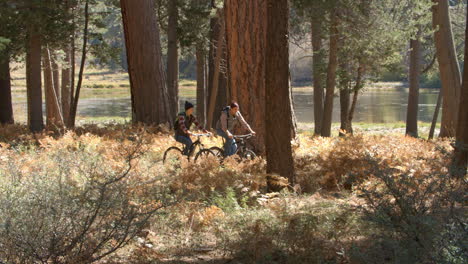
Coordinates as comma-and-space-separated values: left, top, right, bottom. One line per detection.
0, 134, 168, 263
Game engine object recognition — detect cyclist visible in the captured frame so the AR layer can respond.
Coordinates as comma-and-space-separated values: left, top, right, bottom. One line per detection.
215, 102, 256, 156
175, 101, 210, 155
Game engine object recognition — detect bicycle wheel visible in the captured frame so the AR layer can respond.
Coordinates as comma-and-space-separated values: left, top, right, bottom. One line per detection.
163, 147, 184, 164
209, 147, 224, 159
194, 149, 216, 163
242, 149, 256, 160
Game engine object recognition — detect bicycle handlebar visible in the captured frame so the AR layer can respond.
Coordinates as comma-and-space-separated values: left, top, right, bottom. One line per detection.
191, 133, 212, 137
233, 133, 254, 139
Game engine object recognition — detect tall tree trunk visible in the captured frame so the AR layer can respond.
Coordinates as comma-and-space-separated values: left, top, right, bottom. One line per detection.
339, 87, 350, 136
225, 0, 267, 153
311, 16, 325, 136
69, 0, 89, 127
406, 37, 421, 138
62, 44, 72, 125
0, 55, 14, 124
432, 0, 461, 138
166, 0, 179, 118
196, 45, 206, 125
121, 0, 170, 124
265, 0, 295, 182
43, 48, 64, 127
26, 26, 44, 132
347, 65, 364, 135
321, 10, 339, 137
428, 91, 442, 140
451, 6, 468, 177
207, 8, 225, 128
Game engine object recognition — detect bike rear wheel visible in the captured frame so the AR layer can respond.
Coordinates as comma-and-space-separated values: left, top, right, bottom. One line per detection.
242, 149, 256, 160
163, 147, 184, 165
209, 147, 224, 160
194, 149, 217, 163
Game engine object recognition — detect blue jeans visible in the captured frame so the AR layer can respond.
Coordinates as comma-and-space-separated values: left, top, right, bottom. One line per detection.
175, 134, 193, 155
217, 129, 237, 156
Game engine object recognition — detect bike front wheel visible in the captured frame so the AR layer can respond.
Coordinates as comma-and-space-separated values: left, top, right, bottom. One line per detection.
242, 149, 257, 160
194, 149, 217, 163
209, 147, 224, 160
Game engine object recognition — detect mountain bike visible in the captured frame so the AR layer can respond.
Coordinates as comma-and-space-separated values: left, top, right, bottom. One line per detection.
210, 134, 257, 161
163, 133, 216, 164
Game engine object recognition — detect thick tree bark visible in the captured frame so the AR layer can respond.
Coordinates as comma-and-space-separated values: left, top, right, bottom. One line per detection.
428, 91, 442, 140
61, 44, 72, 125
69, 0, 89, 127
0, 56, 13, 124
196, 45, 206, 125
166, 0, 179, 118
26, 27, 44, 132
432, 0, 461, 138
121, 0, 171, 124
265, 0, 295, 182
311, 16, 325, 136
406, 37, 421, 138
43, 48, 64, 127
321, 10, 339, 137
451, 6, 468, 177
225, 0, 267, 152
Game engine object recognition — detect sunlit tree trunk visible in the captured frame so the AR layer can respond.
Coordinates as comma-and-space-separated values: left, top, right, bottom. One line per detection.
321, 10, 339, 137
406, 36, 421, 138
265, 0, 295, 182
0, 55, 13, 124
167, 0, 179, 118
26, 26, 44, 132
451, 6, 468, 177
311, 16, 325, 136
432, 0, 461, 138
43, 48, 64, 127
121, 0, 171, 124
225, 0, 267, 152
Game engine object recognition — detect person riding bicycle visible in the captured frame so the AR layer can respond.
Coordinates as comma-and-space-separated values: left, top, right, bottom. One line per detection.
175, 101, 210, 155
215, 102, 256, 156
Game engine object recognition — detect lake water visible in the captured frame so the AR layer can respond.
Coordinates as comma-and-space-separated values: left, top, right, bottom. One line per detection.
12, 89, 440, 124
74, 89, 440, 124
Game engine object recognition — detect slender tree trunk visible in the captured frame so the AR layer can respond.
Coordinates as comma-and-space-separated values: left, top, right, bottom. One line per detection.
62, 44, 72, 125
451, 6, 468, 177
207, 8, 225, 128
121, 0, 170, 124
166, 0, 179, 118
339, 87, 350, 136
406, 37, 421, 138
265, 0, 295, 182
0, 55, 13, 124
428, 91, 442, 140
52, 55, 60, 103
43, 48, 64, 127
69, 0, 89, 127
321, 10, 339, 137
347, 64, 364, 135
432, 0, 461, 138
26, 26, 44, 132
311, 16, 325, 136
196, 45, 206, 126
225, 0, 267, 153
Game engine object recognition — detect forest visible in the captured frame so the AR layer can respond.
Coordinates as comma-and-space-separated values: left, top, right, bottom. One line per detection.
0, 0, 467, 263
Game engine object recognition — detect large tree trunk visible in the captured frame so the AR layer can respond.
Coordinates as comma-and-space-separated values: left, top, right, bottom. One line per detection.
321, 10, 339, 137
432, 0, 461, 138
196, 45, 206, 125
0, 55, 14, 124
61, 44, 72, 126
43, 48, 64, 128
311, 16, 325, 136
225, 0, 267, 153
121, 0, 171, 124
406, 37, 421, 138
166, 0, 179, 118
26, 27, 44, 132
265, 0, 295, 182
451, 6, 468, 177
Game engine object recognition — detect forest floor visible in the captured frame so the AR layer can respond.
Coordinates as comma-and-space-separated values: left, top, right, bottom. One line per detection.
0, 124, 464, 263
